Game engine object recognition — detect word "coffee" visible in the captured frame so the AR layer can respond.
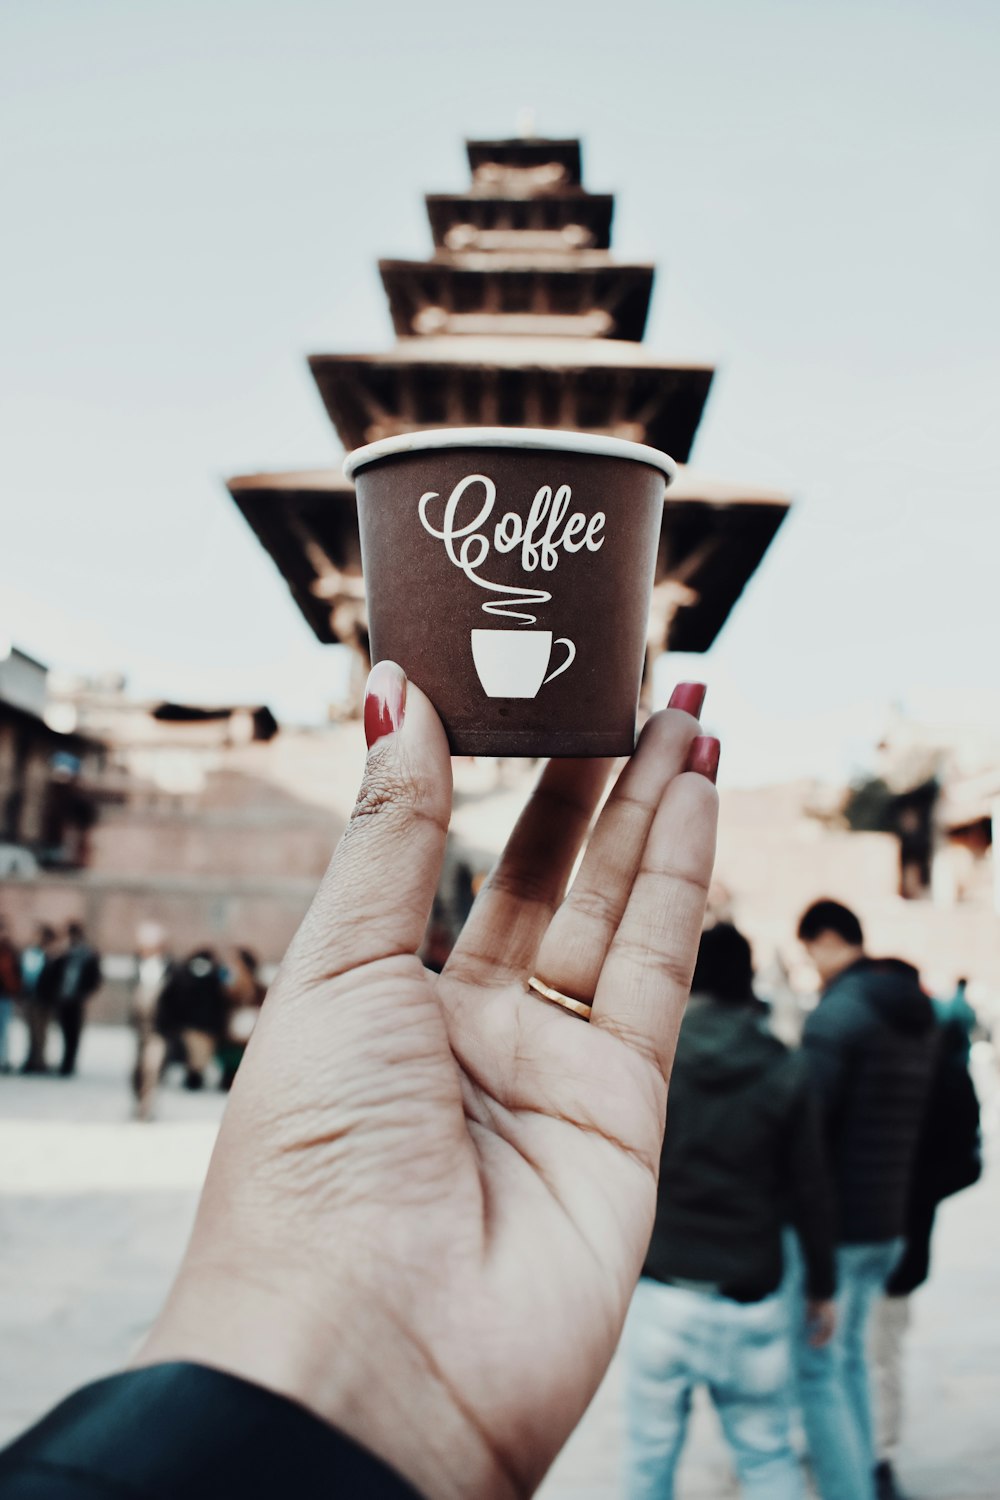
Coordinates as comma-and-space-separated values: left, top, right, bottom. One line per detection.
419, 473, 605, 574
418, 473, 606, 624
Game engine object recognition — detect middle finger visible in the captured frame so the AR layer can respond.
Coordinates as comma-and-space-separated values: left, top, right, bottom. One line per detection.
444, 755, 612, 987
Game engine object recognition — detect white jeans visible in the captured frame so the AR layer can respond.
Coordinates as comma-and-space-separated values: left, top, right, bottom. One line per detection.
623, 1276, 804, 1500
870, 1293, 910, 1462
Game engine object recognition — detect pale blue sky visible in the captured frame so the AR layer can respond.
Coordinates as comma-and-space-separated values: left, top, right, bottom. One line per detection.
2, 0, 998, 783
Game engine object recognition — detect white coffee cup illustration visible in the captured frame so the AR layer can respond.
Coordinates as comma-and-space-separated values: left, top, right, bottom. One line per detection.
471, 629, 576, 699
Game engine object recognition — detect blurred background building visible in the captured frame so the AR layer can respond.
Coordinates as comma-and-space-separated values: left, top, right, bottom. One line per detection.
2, 133, 998, 1022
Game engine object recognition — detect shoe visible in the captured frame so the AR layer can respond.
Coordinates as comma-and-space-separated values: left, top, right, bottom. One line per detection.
875, 1460, 904, 1500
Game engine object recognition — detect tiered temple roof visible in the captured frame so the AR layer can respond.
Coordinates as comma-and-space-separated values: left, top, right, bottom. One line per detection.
425, 193, 615, 253
228, 134, 790, 670
309, 339, 713, 458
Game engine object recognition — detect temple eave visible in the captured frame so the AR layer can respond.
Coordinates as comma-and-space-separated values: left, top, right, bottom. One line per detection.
379, 259, 655, 343
309, 339, 712, 370
308, 354, 714, 460
226, 466, 789, 657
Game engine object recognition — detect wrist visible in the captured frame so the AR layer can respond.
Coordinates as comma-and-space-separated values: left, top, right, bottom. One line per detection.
135, 1256, 521, 1500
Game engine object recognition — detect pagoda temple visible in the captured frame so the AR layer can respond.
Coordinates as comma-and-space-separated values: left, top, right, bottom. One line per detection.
229, 134, 790, 691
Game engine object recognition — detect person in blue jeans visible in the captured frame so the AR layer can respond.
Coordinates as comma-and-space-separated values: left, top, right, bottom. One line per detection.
623, 923, 836, 1499
784, 1232, 903, 1500
795, 902, 938, 1500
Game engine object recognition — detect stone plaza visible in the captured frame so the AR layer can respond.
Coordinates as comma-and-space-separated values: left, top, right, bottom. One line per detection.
2, 1022, 998, 1499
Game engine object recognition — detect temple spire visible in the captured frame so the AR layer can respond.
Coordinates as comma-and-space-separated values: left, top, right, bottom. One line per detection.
227, 130, 790, 676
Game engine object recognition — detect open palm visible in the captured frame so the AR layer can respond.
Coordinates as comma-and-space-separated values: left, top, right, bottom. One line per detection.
139, 669, 717, 1500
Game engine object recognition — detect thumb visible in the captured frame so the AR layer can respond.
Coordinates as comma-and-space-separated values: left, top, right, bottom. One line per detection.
280, 662, 453, 988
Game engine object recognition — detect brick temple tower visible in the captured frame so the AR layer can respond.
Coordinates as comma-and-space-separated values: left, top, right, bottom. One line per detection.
229, 134, 789, 695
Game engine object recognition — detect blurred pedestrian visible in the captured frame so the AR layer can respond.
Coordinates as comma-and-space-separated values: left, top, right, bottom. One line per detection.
792, 901, 937, 1500
130, 922, 174, 1121
218, 947, 265, 1090
623, 923, 835, 1500
871, 962, 982, 1500
0, 916, 22, 1073
20, 923, 58, 1073
934, 976, 978, 1055
48, 922, 102, 1077
156, 950, 226, 1090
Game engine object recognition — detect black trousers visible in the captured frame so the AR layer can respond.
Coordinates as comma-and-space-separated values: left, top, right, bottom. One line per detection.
59, 1002, 85, 1075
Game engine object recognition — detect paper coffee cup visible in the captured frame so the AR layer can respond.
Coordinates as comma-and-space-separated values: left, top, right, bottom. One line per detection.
344, 427, 676, 757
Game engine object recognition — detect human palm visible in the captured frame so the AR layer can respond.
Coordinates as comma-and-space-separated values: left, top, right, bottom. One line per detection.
140, 669, 717, 1499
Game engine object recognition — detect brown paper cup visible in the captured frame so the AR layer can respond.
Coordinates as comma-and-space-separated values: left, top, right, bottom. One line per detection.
344, 428, 675, 757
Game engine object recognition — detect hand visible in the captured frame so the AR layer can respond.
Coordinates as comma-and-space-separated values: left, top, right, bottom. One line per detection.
137, 664, 718, 1499
807, 1298, 837, 1348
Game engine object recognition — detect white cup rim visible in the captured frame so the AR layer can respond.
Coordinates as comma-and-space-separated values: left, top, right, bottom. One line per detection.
343, 426, 676, 483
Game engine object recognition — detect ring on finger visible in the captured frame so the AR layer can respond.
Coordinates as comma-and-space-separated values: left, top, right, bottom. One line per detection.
527, 974, 593, 1022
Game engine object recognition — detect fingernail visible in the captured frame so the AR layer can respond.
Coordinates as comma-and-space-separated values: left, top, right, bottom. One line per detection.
686, 735, 720, 784
668, 682, 707, 717
364, 661, 407, 748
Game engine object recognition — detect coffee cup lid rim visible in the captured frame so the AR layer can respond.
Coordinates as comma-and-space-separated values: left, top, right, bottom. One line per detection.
343, 427, 677, 482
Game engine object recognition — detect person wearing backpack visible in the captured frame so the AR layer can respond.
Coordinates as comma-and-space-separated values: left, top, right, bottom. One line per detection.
870, 976, 982, 1500
792, 903, 939, 1500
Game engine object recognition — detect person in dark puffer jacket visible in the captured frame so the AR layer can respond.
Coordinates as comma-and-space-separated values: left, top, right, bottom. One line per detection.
789, 901, 937, 1500
623, 922, 835, 1500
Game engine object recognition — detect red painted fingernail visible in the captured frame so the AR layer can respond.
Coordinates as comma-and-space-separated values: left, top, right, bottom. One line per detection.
686, 735, 720, 784
364, 661, 407, 748
668, 682, 707, 717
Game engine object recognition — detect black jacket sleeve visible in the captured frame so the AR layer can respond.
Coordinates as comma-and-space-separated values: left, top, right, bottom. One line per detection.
800, 991, 855, 1141
781, 1058, 837, 1301
0, 1364, 423, 1500
36, 960, 63, 1006
79, 956, 102, 1003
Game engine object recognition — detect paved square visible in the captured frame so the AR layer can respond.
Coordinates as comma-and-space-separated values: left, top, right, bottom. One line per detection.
2, 1023, 998, 1497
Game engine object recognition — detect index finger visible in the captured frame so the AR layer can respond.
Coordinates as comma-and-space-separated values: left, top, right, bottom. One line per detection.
278, 665, 453, 991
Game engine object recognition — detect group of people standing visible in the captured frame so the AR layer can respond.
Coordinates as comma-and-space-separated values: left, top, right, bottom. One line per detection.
0, 917, 101, 1077
0, 915, 265, 1111
624, 900, 982, 1500
130, 925, 265, 1119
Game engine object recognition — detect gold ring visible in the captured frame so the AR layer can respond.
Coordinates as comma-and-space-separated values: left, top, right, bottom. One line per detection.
527, 975, 593, 1022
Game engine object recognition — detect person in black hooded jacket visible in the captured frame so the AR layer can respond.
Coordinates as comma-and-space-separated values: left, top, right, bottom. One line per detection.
791, 901, 938, 1500
623, 922, 835, 1500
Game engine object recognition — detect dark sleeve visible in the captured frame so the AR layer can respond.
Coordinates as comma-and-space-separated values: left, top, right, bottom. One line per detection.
0, 1364, 424, 1500
781, 1060, 836, 1300
37, 961, 61, 1005
81, 957, 102, 1001
153, 978, 178, 1033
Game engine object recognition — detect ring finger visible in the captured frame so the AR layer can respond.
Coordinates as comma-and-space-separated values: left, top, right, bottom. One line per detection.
529, 686, 705, 1008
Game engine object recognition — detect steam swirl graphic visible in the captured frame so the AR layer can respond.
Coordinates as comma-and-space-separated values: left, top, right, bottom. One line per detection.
418, 474, 552, 626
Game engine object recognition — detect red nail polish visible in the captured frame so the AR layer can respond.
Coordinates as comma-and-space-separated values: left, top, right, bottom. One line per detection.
686, 735, 720, 784
364, 661, 407, 748
669, 682, 707, 717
